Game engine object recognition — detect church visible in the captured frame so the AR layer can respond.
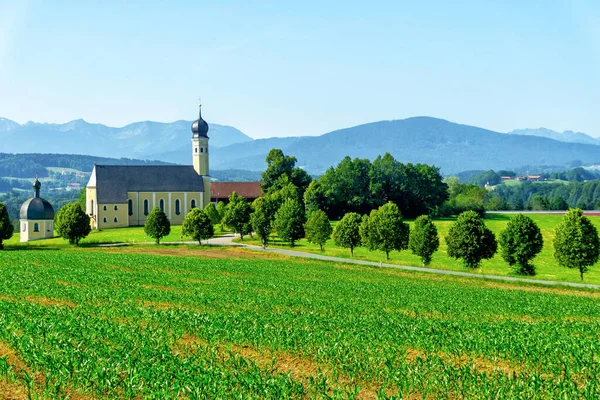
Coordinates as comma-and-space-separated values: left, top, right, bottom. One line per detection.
86, 105, 211, 229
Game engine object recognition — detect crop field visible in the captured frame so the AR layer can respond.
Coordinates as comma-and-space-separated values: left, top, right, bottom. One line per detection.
237, 213, 600, 285
1, 246, 600, 399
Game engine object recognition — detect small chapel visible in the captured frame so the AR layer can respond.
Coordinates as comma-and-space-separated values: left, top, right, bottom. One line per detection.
86, 104, 211, 229
20, 176, 55, 242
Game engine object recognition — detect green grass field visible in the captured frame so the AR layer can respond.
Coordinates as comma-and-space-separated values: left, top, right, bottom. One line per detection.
0, 246, 599, 399
236, 213, 600, 285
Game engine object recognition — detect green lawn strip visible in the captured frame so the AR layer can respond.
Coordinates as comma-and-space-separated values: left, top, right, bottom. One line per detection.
235, 213, 600, 285
1, 250, 599, 397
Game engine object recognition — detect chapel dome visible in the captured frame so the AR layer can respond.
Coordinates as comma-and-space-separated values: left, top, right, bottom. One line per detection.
20, 197, 55, 220
20, 177, 55, 220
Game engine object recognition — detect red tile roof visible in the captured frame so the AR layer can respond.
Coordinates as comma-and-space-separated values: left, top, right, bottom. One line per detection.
211, 182, 262, 199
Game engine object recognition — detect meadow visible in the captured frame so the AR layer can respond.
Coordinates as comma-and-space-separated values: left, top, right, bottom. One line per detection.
0, 245, 599, 399
236, 213, 600, 285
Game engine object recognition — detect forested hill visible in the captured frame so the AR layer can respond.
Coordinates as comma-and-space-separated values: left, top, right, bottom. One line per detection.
0, 153, 172, 179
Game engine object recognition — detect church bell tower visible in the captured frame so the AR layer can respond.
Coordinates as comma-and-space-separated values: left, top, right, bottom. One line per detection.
191, 101, 209, 176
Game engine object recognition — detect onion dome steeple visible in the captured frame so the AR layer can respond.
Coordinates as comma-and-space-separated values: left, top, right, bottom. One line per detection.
20, 174, 55, 220
191, 100, 209, 137
33, 174, 41, 197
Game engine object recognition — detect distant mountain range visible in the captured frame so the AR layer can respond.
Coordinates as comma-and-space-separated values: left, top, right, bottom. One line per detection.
2, 116, 600, 175
0, 118, 253, 159
508, 128, 600, 146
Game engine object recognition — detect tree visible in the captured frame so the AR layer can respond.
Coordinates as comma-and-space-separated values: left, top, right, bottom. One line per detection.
204, 202, 220, 226
359, 202, 409, 260
55, 203, 91, 246
445, 211, 497, 268
554, 208, 600, 280
216, 201, 227, 229
0, 203, 14, 249
304, 209, 332, 251
261, 149, 311, 199
303, 180, 328, 216
273, 198, 305, 247
144, 207, 171, 244
222, 192, 252, 240
333, 212, 362, 256
499, 214, 543, 275
251, 197, 274, 248
409, 215, 439, 266
182, 208, 214, 244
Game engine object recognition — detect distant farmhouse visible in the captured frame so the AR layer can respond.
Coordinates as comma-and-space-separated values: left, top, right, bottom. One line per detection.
86, 105, 212, 229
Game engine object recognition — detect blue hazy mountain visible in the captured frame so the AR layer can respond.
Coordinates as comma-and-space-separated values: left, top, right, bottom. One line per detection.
0, 118, 253, 158
3, 116, 600, 175
508, 128, 600, 146
209, 117, 600, 174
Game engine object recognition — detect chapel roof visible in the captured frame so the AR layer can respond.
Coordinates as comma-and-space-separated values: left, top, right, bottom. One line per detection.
90, 165, 206, 204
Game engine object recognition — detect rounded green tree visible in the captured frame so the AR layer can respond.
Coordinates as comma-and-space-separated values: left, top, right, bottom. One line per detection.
222, 192, 252, 240
251, 197, 274, 248
554, 208, 600, 280
55, 203, 91, 246
445, 211, 497, 268
182, 208, 214, 244
204, 202, 220, 226
409, 215, 439, 266
144, 207, 171, 244
359, 202, 409, 260
499, 214, 543, 275
333, 212, 362, 256
304, 209, 332, 251
273, 198, 305, 247
0, 203, 14, 250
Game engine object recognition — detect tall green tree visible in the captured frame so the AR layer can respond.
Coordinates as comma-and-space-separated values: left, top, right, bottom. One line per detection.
204, 203, 220, 225
554, 208, 600, 280
251, 197, 275, 248
0, 203, 14, 249
55, 203, 91, 246
222, 192, 252, 240
304, 209, 332, 251
409, 215, 439, 266
182, 208, 214, 244
261, 149, 311, 199
303, 180, 328, 216
333, 212, 362, 256
216, 201, 227, 230
499, 214, 544, 275
144, 207, 171, 244
445, 211, 497, 268
273, 198, 305, 247
359, 202, 409, 260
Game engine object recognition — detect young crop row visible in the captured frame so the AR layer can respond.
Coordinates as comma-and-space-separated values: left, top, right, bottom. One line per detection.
0, 250, 599, 398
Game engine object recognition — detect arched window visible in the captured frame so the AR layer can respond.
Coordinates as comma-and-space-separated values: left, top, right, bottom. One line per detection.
128, 199, 133, 216
103, 217, 107, 223
159, 199, 165, 212
34, 223, 39, 232
175, 199, 181, 215
103, 205, 107, 211
114, 217, 118, 223
114, 205, 118, 211
191, 199, 196, 209
200, 148, 203, 153
144, 199, 149, 216
195, 148, 198, 153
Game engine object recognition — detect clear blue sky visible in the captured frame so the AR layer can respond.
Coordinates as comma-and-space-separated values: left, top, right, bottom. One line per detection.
1, 0, 599, 138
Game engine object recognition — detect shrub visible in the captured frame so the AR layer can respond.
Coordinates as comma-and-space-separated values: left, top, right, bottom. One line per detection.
0, 203, 13, 249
